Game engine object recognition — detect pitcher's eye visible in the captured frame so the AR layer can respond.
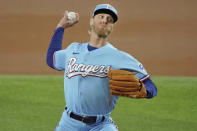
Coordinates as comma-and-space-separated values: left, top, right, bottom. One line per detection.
99, 15, 104, 19
107, 17, 114, 23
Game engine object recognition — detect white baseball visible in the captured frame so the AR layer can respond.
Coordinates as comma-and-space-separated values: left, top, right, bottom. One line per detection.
67, 12, 76, 20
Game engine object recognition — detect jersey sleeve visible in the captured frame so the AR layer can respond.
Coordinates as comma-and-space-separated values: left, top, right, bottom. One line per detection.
135, 63, 149, 80
53, 43, 77, 70
118, 52, 157, 98
53, 49, 67, 70
117, 51, 149, 79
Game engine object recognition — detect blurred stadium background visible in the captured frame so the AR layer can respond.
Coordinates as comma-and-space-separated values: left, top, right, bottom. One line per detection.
0, 0, 196, 76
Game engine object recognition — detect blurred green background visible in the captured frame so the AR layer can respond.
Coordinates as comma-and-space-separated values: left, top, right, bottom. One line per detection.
0, 75, 197, 131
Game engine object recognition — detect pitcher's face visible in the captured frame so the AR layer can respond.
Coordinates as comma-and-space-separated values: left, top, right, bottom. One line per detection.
89, 13, 114, 38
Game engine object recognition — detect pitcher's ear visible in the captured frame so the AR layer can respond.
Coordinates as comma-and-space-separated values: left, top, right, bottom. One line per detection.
90, 18, 94, 26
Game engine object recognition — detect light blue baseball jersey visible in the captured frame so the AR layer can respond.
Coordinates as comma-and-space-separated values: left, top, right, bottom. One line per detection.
53, 42, 148, 116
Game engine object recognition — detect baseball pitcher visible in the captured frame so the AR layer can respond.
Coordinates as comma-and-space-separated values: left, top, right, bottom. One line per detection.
46, 4, 157, 131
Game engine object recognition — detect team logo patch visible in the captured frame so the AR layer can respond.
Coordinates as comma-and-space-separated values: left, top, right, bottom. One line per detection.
105, 4, 112, 9
66, 58, 111, 78
138, 63, 144, 70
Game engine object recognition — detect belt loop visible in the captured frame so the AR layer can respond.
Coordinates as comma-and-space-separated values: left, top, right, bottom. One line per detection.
96, 115, 105, 123
65, 107, 70, 115
101, 116, 105, 122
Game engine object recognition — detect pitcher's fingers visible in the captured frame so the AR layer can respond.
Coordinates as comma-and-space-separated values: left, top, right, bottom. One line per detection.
63, 10, 69, 18
75, 13, 79, 21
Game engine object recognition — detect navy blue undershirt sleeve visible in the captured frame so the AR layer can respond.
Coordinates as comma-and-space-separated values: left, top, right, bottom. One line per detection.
46, 27, 64, 69
143, 78, 157, 98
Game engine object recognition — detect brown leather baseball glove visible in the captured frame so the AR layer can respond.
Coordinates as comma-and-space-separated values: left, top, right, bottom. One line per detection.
107, 70, 147, 98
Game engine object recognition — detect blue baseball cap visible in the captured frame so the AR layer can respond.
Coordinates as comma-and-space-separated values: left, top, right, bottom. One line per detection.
93, 4, 118, 23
